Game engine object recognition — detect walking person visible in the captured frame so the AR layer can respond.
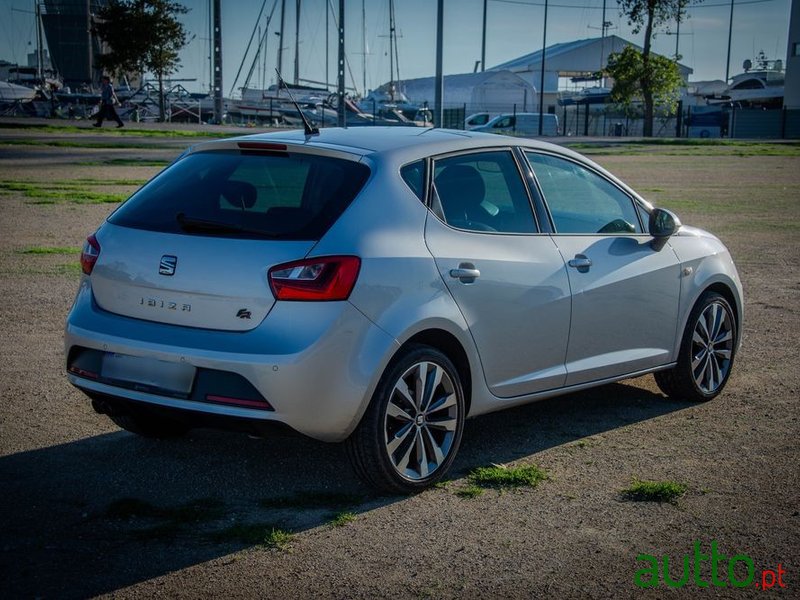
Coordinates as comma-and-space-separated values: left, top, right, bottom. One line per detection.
93, 75, 124, 128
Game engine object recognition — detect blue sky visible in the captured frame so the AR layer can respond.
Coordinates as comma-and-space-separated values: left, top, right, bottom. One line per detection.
0, 0, 792, 94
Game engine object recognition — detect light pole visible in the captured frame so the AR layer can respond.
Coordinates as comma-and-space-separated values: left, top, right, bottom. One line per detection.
725, 0, 735, 82
434, 0, 444, 127
538, 0, 548, 136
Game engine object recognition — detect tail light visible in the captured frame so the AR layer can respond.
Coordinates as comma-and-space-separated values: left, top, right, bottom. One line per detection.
80, 234, 101, 275
268, 256, 360, 301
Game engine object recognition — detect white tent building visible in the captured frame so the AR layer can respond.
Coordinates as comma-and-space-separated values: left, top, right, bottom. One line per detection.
490, 35, 693, 113
386, 70, 537, 115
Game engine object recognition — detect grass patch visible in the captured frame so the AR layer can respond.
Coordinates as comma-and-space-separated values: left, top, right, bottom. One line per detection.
17, 246, 80, 255
105, 497, 225, 523
105, 497, 226, 542
455, 485, 484, 499
621, 479, 688, 503
0, 138, 180, 150
467, 464, 549, 489
0, 121, 234, 138
565, 140, 800, 157
78, 158, 171, 167
29, 190, 127, 204
328, 511, 357, 528
0, 181, 129, 204
259, 491, 364, 510
106, 498, 162, 519
212, 523, 293, 549
71, 177, 147, 186
53, 262, 82, 276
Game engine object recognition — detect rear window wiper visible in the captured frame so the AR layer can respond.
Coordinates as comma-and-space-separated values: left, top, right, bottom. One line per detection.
176, 213, 283, 238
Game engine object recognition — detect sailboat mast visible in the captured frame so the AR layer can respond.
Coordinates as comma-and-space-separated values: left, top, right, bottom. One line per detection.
277, 0, 286, 76
213, 0, 223, 123
326, 0, 329, 89
481, 0, 487, 72
35, 0, 44, 83
208, 0, 213, 93
294, 0, 301, 84
362, 0, 366, 94
388, 0, 395, 100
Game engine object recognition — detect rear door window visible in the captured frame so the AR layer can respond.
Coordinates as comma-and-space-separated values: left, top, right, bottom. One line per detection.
109, 150, 370, 240
432, 151, 537, 234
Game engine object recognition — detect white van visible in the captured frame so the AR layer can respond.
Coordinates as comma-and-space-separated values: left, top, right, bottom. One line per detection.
472, 112, 559, 137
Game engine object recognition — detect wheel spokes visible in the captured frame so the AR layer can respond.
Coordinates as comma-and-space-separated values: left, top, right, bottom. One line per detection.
386, 422, 414, 455
692, 301, 734, 394
384, 359, 460, 481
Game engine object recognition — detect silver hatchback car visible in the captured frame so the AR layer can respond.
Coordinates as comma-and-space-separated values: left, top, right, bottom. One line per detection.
66, 127, 742, 493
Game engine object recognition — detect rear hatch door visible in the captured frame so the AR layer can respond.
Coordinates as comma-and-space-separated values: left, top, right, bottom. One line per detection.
89, 144, 370, 331
91, 224, 313, 331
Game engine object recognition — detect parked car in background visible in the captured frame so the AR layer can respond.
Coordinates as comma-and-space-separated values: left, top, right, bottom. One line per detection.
66, 127, 742, 493
464, 112, 491, 128
471, 112, 559, 136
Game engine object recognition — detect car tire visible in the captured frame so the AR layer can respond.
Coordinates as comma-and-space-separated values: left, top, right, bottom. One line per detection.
655, 291, 737, 402
110, 410, 189, 439
346, 344, 466, 494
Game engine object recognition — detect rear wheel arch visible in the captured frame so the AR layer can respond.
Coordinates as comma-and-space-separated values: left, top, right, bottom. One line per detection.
346, 342, 467, 493
401, 329, 473, 416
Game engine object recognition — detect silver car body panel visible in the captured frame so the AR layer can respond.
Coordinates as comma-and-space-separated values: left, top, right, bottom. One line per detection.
65, 127, 744, 442
67, 278, 399, 442
90, 223, 315, 331
424, 215, 572, 396
552, 234, 682, 385
665, 226, 744, 354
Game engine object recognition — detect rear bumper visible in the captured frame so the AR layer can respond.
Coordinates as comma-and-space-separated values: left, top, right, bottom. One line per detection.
65, 280, 399, 442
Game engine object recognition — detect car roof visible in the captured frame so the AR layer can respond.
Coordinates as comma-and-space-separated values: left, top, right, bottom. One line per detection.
205, 126, 567, 163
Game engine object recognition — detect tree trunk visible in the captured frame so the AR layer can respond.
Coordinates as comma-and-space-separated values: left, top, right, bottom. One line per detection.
641, 2, 656, 137
158, 72, 165, 122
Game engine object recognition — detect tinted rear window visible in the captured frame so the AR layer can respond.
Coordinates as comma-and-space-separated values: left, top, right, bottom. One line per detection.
109, 150, 370, 240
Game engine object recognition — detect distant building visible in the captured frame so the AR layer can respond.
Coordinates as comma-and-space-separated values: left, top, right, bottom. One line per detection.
41, 0, 107, 88
785, 0, 800, 108
489, 35, 693, 114
385, 70, 537, 115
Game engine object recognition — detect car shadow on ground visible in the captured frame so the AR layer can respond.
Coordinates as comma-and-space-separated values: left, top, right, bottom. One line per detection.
1, 380, 690, 598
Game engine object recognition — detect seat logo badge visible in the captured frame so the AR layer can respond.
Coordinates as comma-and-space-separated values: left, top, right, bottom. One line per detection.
159, 255, 177, 276
236, 308, 252, 319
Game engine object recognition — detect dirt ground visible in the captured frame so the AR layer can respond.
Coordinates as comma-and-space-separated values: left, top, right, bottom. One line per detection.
0, 121, 798, 599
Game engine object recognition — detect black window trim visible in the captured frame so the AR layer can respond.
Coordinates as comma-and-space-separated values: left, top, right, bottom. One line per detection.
423, 147, 543, 236
399, 158, 428, 205
521, 149, 649, 236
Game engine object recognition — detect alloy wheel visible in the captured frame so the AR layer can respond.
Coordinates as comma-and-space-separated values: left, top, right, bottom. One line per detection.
383, 360, 459, 481
691, 301, 734, 394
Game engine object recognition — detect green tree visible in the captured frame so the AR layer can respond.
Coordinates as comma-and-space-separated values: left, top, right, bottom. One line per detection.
94, 0, 189, 121
610, 0, 692, 136
606, 45, 684, 128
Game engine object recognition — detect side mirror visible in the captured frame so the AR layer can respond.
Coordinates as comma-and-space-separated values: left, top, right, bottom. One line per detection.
649, 208, 681, 251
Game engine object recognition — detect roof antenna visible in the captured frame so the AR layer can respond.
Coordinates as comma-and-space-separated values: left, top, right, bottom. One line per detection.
275, 69, 319, 136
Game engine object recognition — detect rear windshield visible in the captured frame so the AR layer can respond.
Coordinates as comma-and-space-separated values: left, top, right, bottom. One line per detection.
109, 150, 370, 240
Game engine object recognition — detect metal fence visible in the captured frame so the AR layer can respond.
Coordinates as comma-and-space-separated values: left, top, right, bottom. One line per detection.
444, 101, 800, 139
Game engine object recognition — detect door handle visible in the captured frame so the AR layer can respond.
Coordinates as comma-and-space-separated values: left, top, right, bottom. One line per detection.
449, 263, 480, 282
568, 255, 592, 272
